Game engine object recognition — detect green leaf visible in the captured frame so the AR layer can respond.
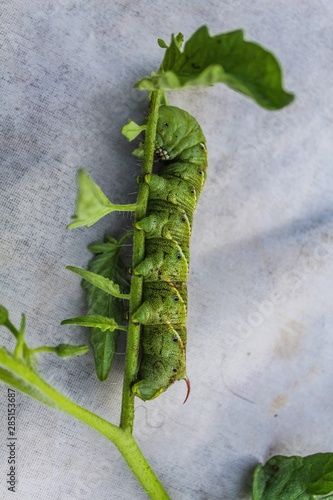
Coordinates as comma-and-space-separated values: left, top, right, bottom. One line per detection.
132, 143, 145, 159
135, 25, 294, 110
121, 120, 146, 142
82, 235, 130, 381
67, 169, 116, 229
51, 344, 88, 358
0, 305, 8, 325
67, 170, 136, 229
253, 453, 333, 500
54, 343, 89, 358
174, 32, 184, 49
158, 33, 183, 50
61, 315, 126, 333
87, 236, 122, 253
157, 38, 168, 49
67, 266, 130, 299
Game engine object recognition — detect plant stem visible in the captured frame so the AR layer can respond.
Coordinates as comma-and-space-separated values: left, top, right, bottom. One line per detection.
0, 348, 169, 499
111, 202, 138, 211
14, 313, 26, 358
120, 90, 162, 432
5, 318, 19, 339
28, 346, 56, 354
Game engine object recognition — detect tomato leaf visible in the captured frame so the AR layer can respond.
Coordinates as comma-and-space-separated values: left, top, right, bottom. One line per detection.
61, 315, 126, 333
121, 120, 146, 142
83, 236, 130, 381
136, 25, 294, 110
253, 453, 333, 500
67, 170, 136, 229
53, 343, 89, 358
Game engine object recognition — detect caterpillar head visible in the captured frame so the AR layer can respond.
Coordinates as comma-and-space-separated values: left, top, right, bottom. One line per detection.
155, 105, 206, 162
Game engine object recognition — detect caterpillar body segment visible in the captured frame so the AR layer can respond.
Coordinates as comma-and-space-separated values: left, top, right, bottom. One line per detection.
135, 200, 192, 251
145, 174, 198, 216
132, 281, 187, 325
158, 162, 206, 195
133, 238, 189, 282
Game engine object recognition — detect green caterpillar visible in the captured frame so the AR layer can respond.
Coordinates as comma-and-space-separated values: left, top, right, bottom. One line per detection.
64, 27, 294, 411
131, 105, 208, 401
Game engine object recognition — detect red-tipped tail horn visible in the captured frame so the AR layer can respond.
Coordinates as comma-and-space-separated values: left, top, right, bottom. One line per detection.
183, 377, 191, 404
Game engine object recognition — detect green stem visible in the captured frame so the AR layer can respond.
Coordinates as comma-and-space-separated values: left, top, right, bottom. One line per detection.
111, 203, 137, 212
0, 348, 169, 499
29, 346, 56, 354
14, 314, 26, 358
4, 315, 30, 361
5, 319, 19, 339
120, 90, 162, 432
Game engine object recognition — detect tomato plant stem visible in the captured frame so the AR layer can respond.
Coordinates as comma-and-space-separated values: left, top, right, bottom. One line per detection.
119, 90, 162, 433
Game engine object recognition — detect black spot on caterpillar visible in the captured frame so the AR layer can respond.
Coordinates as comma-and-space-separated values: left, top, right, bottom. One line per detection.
132, 105, 208, 402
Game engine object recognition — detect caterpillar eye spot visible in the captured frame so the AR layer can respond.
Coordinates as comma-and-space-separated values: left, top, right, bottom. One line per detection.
190, 188, 195, 194
198, 170, 203, 175
172, 368, 178, 373
181, 215, 186, 222
200, 143, 205, 150
173, 296, 180, 302
164, 122, 168, 127
172, 337, 178, 343
176, 253, 182, 260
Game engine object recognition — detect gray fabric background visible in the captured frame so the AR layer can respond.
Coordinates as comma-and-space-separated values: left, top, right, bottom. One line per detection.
1, 1, 332, 499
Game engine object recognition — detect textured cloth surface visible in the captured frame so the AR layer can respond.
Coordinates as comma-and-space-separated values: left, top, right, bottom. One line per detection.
1, 1, 333, 499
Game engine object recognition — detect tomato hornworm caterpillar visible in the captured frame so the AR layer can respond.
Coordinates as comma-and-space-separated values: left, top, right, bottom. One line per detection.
131, 105, 208, 401
64, 27, 294, 411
